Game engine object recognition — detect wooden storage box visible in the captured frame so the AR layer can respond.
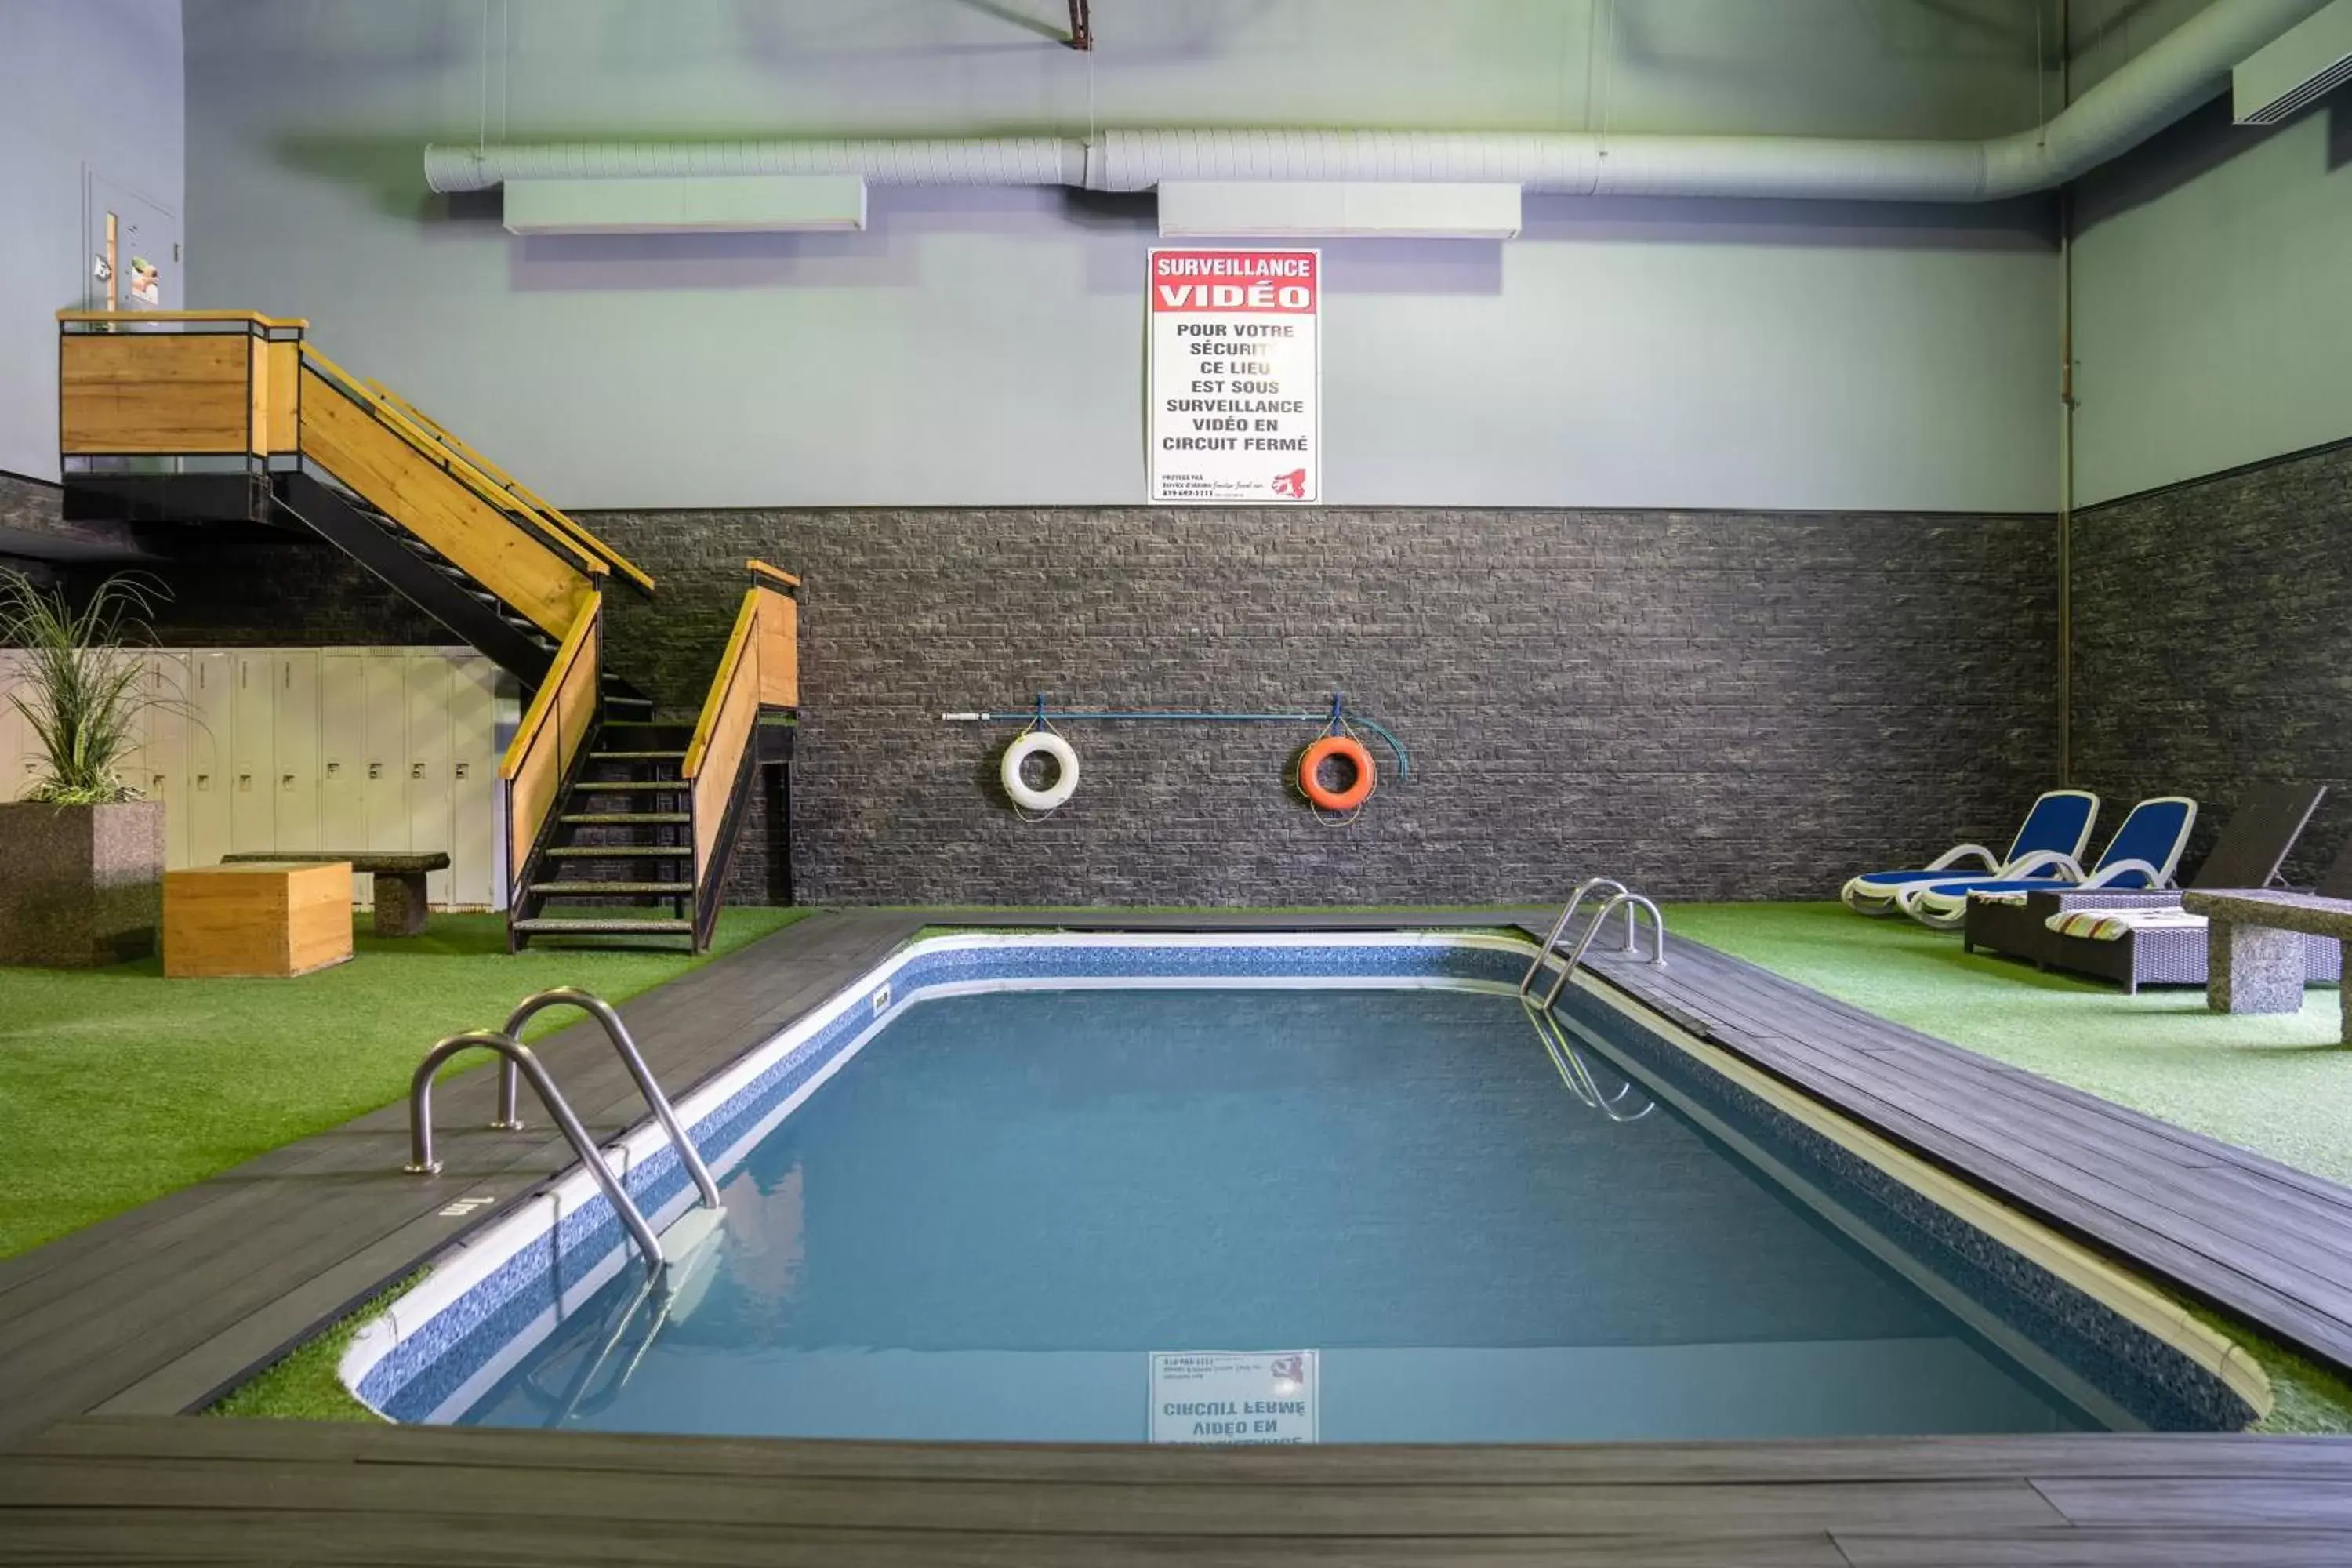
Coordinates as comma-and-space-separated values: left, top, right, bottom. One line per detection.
164, 861, 354, 979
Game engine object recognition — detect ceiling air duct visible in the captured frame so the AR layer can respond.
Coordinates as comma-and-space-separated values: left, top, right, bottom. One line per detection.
425, 0, 2330, 209
2234, 0, 2352, 121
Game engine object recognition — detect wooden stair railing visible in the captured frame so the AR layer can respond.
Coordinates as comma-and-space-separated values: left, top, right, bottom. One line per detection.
501, 592, 603, 935
683, 561, 801, 951
297, 354, 600, 640
361, 378, 655, 596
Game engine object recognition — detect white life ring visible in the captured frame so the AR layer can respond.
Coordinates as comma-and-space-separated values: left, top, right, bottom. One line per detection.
1001, 731, 1079, 811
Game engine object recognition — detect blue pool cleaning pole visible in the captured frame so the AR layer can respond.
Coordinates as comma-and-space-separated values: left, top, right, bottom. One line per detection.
942, 692, 1410, 781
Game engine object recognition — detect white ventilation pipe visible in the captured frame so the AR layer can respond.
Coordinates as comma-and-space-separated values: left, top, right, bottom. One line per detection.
424, 0, 2325, 203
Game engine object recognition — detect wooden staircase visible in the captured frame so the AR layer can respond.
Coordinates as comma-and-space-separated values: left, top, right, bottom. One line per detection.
55, 309, 797, 953
497, 563, 799, 952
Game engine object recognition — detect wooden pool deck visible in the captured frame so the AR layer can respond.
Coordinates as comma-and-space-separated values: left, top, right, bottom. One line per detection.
3, 905, 2351, 1564
11, 1414, 2352, 1566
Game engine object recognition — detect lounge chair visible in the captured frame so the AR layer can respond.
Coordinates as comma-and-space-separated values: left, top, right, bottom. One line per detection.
1841, 789, 2100, 916
1965, 786, 2344, 992
1898, 795, 2198, 931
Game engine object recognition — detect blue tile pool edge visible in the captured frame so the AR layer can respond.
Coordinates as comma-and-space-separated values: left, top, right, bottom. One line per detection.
336, 931, 2268, 1433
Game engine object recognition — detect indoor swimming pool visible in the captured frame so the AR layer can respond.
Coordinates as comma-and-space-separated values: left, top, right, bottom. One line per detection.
343, 935, 2265, 1443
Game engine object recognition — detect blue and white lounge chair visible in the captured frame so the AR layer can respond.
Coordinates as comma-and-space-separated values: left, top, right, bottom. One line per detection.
1841, 790, 2100, 916
1897, 795, 2198, 931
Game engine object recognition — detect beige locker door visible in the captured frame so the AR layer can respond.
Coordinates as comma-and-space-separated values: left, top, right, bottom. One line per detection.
184, 651, 234, 867
144, 652, 192, 868
0, 652, 31, 802
318, 652, 370, 902
363, 651, 408, 860
405, 651, 456, 907
114, 650, 151, 809
271, 651, 321, 853
0, 652, 27, 802
448, 655, 499, 909
230, 652, 277, 853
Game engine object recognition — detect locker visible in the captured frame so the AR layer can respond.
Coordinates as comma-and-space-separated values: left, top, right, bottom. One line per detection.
363, 651, 410, 858
230, 652, 278, 853
271, 651, 321, 853
114, 652, 151, 810
318, 651, 371, 902
448, 655, 499, 909
183, 651, 234, 868
0, 652, 31, 802
144, 652, 191, 868
405, 652, 455, 907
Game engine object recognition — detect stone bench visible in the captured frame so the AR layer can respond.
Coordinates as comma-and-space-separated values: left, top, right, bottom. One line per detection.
2180, 888, 2352, 1044
219, 851, 451, 937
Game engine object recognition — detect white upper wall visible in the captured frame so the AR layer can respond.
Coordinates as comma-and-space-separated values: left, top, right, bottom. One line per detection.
185, 0, 2067, 512
0, 0, 187, 481
2067, 78, 2352, 503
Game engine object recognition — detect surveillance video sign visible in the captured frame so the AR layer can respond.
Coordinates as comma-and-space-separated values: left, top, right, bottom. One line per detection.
1148, 248, 1320, 504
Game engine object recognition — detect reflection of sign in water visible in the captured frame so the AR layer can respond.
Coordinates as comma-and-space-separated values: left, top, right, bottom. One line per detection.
1149, 1349, 1319, 1444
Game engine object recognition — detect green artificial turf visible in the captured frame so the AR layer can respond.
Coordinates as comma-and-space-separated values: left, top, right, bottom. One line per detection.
205, 1272, 423, 1422
0, 907, 805, 1260
1671, 901, 2352, 1185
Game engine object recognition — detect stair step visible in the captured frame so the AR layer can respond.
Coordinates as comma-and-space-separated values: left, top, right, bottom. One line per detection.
545, 845, 691, 858
529, 880, 693, 896
569, 779, 685, 793
561, 811, 689, 826
514, 918, 694, 935
591, 750, 688, 761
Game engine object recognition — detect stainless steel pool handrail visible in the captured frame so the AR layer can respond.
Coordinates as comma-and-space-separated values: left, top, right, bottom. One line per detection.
1521, 1000, 1655, 1122
404, 1029, 666, 1279
1518, 877, 1632, 996
498, 987, 721, 1213
1538, 891, 1668, 1007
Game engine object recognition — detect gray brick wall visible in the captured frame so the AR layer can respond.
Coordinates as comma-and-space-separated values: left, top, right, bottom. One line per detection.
586, 507, 2060, 906
83, 532, 445, 648
2071, 440, 2352, 886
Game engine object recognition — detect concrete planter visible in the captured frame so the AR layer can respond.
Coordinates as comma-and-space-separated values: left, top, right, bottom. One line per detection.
0, 800, 165, 967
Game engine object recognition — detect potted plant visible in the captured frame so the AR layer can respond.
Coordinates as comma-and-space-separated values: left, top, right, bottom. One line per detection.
0, 570, 176, 967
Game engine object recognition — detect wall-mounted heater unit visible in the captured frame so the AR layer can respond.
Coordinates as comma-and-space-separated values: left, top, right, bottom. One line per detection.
1156, 181, 1523, 240
501, 174, 869, 234
2235, 0, 2352, 123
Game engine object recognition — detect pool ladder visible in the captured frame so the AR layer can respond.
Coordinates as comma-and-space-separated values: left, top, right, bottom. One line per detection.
1522, 1003, 1655, 1122
1519, 876, 1668, 1008
403, 987, 721, 1280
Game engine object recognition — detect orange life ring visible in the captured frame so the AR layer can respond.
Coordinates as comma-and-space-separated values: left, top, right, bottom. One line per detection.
1298, 735, 1375, 811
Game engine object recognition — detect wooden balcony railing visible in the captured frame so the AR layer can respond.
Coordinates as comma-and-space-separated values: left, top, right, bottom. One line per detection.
57, 310, 305, 458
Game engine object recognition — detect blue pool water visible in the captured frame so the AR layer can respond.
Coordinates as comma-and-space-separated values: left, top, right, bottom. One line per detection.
452, 984, 2142, 1442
